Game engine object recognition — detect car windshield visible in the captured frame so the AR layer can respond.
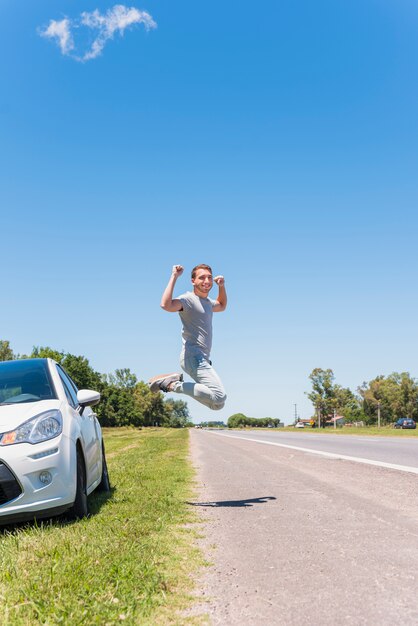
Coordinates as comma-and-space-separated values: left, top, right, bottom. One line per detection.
0, 360, 57, 405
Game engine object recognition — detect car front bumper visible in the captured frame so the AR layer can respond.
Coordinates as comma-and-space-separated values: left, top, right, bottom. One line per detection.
0, 434, 76, 523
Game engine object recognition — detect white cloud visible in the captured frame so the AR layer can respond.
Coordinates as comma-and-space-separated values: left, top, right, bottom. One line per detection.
40, 18, 74, 56
39, 5, 156, 62
81, 5, 157, 61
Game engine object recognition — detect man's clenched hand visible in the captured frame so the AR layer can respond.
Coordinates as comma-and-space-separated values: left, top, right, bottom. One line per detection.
214, 275, 225, 286
172, 265, 184, 278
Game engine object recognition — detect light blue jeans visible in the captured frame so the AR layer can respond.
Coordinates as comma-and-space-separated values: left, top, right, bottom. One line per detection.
173, 350, 227, 410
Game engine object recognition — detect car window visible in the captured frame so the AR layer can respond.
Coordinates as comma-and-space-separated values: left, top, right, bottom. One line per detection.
62, 367, 79, 395
0, 359, 57, 405
61, 379, 77, 408
57, 367, 79, 408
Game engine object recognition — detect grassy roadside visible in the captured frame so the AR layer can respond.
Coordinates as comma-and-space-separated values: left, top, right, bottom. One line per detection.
228, 426, 418, 437
0, 428, 204, 625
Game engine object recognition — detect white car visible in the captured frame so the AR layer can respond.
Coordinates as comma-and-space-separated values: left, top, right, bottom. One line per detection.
294, 421, 305, 428
0, 358, 110, 524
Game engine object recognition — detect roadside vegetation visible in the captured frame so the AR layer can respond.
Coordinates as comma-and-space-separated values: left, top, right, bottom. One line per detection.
0, 428, 203, 625
306, 367, 418, 427
202, 368, 418, 430
220, 369, 418, 429
0, 340, 193, 428
226, 415, 283, 428
221, 424, 418, 436
275, 425, 418, 436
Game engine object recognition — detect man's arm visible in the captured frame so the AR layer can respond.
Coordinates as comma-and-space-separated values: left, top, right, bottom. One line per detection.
213, 275, 227, 312
160, 265, 184, 312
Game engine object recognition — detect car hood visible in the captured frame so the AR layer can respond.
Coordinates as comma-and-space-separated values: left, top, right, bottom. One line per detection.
0, 400, 62, 432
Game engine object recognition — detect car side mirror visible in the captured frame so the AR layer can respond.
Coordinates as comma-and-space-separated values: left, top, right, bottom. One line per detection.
77, 389, 101, 411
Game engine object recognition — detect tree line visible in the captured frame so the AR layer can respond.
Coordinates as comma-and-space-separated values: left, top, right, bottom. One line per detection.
0, 340, 192, 428
307, 367, 418, 426
227, 413, 283, 428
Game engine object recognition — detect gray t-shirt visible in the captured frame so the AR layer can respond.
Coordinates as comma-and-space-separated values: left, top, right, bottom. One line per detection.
177, 291, 217, 357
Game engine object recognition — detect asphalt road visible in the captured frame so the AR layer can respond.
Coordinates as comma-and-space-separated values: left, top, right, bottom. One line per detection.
206, 430, 418, 473
187, 429, 418, 625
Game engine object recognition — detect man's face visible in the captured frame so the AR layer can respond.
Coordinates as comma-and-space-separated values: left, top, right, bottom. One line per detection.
192, 268, 213, 296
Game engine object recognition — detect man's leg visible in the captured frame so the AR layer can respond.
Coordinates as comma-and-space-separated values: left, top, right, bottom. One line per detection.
172, 352, 226, 410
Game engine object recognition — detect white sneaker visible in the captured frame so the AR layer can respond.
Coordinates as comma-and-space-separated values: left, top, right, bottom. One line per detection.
148, 372, 183, 393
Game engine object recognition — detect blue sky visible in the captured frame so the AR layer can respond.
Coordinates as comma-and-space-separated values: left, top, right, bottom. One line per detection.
1, 0, 418, 424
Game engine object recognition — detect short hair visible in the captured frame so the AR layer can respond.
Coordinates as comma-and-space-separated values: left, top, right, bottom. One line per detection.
191, 264, 212, 279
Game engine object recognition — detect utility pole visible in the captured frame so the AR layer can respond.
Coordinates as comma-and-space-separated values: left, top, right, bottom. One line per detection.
294, 404, 298, 424
334, 408, 337, 430
377, 401, 381, 429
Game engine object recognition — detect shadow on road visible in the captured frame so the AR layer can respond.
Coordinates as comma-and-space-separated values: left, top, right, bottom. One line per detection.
186, 496, 276, 508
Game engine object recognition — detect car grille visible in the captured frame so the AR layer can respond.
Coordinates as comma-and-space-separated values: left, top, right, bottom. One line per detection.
0, 462, 22, 505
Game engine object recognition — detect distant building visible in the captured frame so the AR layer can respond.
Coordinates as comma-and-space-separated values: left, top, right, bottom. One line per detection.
325, 414, 345, 427
298, 419, 314, 427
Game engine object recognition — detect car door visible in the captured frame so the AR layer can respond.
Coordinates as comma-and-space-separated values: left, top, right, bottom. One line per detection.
57, 366, 101, 488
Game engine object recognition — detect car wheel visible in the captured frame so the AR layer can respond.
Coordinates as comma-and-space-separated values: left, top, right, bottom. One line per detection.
67, 447, 89, 519
97, 441, 111, 493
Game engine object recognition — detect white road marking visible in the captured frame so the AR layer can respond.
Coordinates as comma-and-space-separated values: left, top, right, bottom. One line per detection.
207, 431, 418, 475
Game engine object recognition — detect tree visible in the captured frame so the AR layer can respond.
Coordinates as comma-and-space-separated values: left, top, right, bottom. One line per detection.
105, 368, 137, 389
307, 368, 363, 425
359, 372, 418, 424
30, 345, 64, 363
307, 368, 339, 424
164, 399, 190, 427
333, 386, 364, 422
227, 413, 282, 428
133, 382, 167, 426
30, 347, 103, 392
62, 354, 103, 391
97, 370, 143, 427
227, 413, 248, 428
0, 340, 15, 361
397, 372, 418, 421
98, 385, 143, 427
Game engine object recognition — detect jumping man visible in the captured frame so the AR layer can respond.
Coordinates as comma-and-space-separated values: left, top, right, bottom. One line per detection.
148, 264, 227, 410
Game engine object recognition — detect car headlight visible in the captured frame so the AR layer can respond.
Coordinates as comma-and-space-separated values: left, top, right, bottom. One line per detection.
0, 410, 63, 445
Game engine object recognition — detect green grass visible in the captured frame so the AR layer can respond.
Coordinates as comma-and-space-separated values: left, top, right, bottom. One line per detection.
0, 428, 204, 625
226, 425, 418, 437
246, 426, 418, 437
